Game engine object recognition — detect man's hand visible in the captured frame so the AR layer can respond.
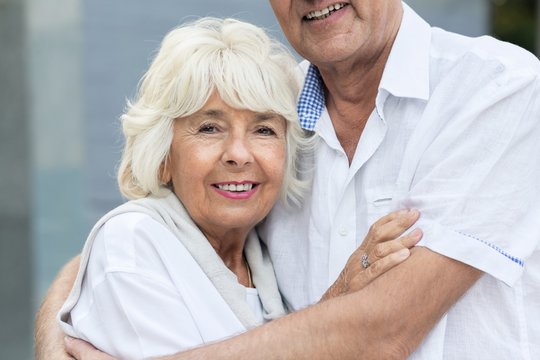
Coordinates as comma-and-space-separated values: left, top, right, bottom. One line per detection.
65, 337, 115, 360
35, 256, 80, 360
321, 209, 422, 301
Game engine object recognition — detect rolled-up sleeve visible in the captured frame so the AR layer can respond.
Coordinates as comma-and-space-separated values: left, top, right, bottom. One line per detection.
397, 63, 540, 286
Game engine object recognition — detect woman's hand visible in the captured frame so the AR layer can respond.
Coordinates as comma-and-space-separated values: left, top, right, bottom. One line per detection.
321, 209, 422, 301
65, 337, 116, 360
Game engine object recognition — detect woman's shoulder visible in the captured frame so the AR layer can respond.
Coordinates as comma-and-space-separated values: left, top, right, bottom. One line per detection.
101, 211, 161, 236
90, 212, 180, 274
100, 211, 171, 247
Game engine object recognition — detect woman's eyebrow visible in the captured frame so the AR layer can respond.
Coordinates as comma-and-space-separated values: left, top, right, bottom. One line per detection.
255, 112, 280, 121
199, 109, 225, 118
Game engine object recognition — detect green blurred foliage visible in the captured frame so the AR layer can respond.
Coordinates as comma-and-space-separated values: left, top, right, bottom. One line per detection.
491, 0, 537, 54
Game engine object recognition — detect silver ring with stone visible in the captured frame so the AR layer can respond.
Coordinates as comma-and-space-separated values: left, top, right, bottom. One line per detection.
361, 253, 370, 269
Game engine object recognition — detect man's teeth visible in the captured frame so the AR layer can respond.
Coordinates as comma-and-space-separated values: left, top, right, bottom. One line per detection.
217, 184, 253, 192
305, 3, 347, 20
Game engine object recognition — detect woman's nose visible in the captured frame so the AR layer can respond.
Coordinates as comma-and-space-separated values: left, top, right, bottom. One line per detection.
221, 135, 254, 167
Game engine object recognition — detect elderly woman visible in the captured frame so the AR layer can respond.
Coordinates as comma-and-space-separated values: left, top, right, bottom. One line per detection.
50, 18, 420, 360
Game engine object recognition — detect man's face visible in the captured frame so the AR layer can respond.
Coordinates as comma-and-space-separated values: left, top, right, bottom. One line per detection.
269, 0, 402, 68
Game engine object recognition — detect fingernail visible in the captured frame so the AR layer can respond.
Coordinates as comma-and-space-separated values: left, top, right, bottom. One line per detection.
410, 228, 422, 238
398, 209, 409, 215
408, 208, 419, 218
397, 248, 410, 259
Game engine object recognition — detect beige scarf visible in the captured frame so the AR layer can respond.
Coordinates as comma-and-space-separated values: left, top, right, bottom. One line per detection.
58, 190, 286, 335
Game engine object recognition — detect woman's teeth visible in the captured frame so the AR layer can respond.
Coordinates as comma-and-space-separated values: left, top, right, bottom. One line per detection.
216, 183, 253, 192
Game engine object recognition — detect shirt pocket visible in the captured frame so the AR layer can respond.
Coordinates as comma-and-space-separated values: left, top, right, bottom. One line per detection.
364, 185, 396, 226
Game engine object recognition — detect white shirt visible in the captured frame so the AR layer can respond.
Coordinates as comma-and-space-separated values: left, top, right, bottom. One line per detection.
259, 3, 540, 359
70, 212, 264, 359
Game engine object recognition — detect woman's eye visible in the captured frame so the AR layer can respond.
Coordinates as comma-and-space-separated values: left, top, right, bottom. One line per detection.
198, 124, 218, 133
257, 126, 276, 136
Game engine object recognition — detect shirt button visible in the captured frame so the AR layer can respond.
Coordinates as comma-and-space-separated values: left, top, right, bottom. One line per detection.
339, 228, 348, 236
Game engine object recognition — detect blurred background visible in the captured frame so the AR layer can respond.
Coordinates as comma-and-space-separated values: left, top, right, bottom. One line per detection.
0, 0, 538, 358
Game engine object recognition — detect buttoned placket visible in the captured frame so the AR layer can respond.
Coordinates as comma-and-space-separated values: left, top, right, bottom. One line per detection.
316, 104, 389, 285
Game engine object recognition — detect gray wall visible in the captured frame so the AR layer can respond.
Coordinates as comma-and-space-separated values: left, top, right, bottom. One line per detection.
28, 0, 85, 306
0, 1, 32, 359
408, 0, 489, 36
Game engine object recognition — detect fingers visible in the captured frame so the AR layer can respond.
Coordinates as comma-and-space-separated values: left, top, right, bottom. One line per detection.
325, 210, 422, 298
399, 228, 423, 248
65, 337, 90, 359
326, 227, 421, 297
64, 337, 114, 360
364, 247, 411, 281
367, 228, 423, 264
348, 247, 412, 291
367, 209, 420, 244
370, 208, 419, 227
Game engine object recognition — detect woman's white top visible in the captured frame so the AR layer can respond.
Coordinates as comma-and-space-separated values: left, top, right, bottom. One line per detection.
58, 192, 285, 360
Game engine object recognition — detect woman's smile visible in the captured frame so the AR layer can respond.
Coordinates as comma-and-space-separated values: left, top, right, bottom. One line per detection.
212, 181, 259, 200
161, 92, 287, 239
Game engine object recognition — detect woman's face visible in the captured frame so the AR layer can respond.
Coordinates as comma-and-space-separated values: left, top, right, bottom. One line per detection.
162, 92, 287, 241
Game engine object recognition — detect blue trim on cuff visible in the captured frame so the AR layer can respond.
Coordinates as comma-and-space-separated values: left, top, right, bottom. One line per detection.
457, 231, 524, 267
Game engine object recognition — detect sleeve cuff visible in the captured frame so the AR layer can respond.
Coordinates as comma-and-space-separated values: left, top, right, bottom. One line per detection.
415, 218, 525, 286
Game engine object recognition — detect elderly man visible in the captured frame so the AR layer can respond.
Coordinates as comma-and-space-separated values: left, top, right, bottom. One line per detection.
37, 1, 540, 359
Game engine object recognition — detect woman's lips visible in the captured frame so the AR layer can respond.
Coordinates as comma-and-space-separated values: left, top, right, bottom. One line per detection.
212, 182, 259, 200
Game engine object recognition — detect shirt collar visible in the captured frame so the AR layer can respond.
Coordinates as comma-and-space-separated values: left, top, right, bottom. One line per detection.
297, 64, 325, 131
296, 2, 431, 130
379, 3, 431, 101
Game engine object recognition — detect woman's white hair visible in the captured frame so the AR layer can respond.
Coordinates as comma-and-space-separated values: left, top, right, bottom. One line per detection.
117, 17, 312, 206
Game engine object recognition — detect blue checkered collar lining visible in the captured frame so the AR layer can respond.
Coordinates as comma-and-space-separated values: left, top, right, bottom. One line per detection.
297, 64, 325, 131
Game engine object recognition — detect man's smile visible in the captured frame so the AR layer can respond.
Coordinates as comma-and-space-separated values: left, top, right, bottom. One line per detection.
304, 2, 349, 21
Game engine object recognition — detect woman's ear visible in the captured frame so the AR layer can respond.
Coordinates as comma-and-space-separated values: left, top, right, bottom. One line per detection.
159, 159, 172, 186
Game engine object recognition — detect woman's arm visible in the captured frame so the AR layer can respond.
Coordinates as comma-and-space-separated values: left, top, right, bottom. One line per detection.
35, 255, 80, 360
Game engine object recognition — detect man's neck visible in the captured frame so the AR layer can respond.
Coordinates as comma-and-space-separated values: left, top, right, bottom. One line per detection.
318, 57, 386, 164
312, 12, 399, 164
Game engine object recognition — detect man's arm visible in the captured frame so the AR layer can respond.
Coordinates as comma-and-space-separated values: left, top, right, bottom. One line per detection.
158, 249, 481, 359
35, 255, 81, 360
60, 219, 480, 360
